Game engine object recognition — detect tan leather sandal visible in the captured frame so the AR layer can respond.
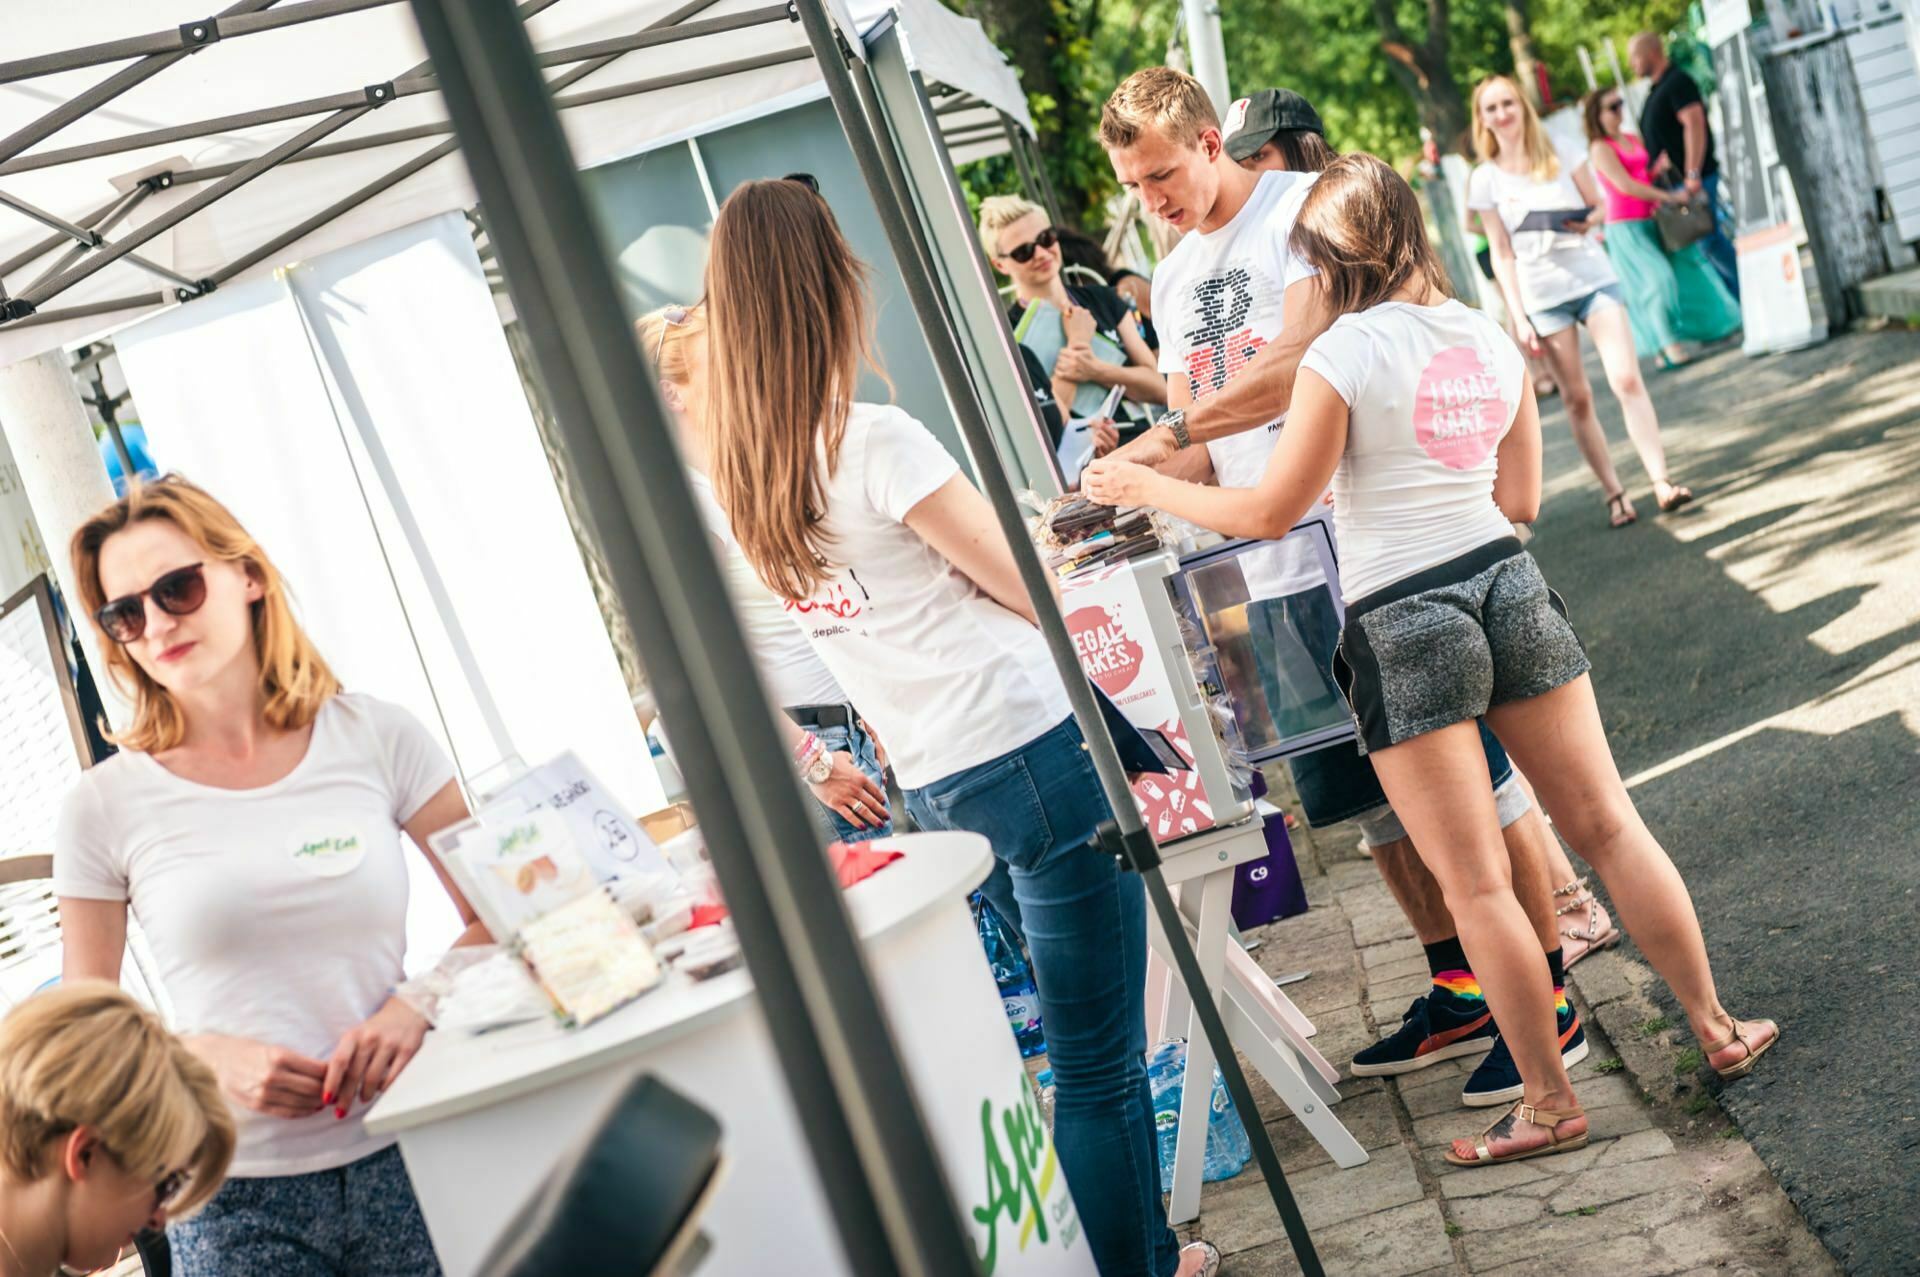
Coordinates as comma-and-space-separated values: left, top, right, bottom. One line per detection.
1554, 877, 1621, 968
1703, 1018, 1780, 1080
1444, 1100, 1589, 1168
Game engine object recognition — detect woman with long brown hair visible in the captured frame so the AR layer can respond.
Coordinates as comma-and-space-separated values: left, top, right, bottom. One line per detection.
54, 477, 489, 1275
1469, 74, 1693, 528
701, 178, 1216, 1277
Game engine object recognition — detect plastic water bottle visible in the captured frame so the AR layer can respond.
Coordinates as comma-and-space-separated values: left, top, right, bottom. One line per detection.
973, 894, 1046, 1058
1145, 1040, 1252, 1191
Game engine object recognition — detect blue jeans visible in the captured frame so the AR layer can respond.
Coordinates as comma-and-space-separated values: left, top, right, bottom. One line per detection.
809, 720, 892, 844
168, 1145, 440, 1276
1700, 172, 1741, 300
906, 717, 1180, 1277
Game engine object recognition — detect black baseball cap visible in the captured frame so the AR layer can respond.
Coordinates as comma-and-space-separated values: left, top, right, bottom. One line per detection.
1223, 88, 1325, 161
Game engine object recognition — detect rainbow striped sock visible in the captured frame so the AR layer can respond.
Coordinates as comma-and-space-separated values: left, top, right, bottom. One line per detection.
1554, 984, 1570, 1015
1432, 970, 1484, 1003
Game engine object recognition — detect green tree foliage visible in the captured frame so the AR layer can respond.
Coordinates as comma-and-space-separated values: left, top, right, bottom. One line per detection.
955, 0, 1695, 230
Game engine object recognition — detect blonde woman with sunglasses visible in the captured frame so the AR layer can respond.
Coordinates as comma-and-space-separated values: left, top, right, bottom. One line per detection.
54, 477, 490, 1275
0, 982, 233, 1277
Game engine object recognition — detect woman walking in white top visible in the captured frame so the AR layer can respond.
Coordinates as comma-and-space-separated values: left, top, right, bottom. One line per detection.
699, 177, 1216, 1277
1469, 74, 1694, 528
54, 477, 487, 1275
1086, 154, 1775, 1168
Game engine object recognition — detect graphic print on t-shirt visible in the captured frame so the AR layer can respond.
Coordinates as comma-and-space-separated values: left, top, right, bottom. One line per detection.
1414, 345, 1510, 470
1178, 265, 1275, 399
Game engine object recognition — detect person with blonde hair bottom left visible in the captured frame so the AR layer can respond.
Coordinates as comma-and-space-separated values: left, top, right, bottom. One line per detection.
0, 981, 235, 1277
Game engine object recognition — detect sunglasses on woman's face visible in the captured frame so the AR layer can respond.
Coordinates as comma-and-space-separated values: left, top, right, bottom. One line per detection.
1602, 98, 1623, 115
1004, 226, 1058, 265
95, 563, 208, 645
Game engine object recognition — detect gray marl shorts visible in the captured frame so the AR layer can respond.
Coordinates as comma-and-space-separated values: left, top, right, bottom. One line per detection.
1331, 539, 1589, 756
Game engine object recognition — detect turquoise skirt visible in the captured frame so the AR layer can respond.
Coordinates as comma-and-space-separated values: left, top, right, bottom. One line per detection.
1603, 217, 1741, 357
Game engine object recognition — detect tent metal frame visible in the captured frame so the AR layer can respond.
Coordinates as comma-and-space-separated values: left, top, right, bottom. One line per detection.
0, 0, 1023, 325
2, 0, 1324, 1272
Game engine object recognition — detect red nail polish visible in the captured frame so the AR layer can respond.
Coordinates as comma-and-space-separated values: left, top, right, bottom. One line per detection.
322, 1091, 334, 1105
335, 1107, 346, 1119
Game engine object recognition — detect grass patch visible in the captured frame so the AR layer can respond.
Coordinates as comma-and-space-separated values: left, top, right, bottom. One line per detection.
1685, 1089, 1715, 1116
1637, 1016, 1671, 1038
1445, 1221, 1463, 1238
1720, 1125, 1742, 1139
1593, 1058, 1625, 1074
1675, 1047, 1704, 1076
1556, 1205, 1602, 1217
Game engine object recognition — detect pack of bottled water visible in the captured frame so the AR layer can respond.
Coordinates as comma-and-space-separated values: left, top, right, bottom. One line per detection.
1145, 1039, 1252, 1190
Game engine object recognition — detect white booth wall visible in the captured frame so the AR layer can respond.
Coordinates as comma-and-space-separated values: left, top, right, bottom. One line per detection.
112, 212, 661, 968
582, 94, 969, 462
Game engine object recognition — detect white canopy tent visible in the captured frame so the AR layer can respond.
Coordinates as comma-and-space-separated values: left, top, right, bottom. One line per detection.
0, 0, 1035, 366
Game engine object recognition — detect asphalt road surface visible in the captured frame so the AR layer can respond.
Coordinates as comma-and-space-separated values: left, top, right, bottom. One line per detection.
1524, 328, 1920, 1274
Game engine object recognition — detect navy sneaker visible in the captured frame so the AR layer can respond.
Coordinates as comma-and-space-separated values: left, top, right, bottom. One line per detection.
1350, 993, 1497, 1077
1461, 1002, 1590, 1106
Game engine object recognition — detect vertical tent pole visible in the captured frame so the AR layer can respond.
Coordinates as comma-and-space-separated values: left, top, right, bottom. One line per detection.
791, 2, 1324, 1271
1000, 112, 1045, 207
402, 3, 981, 1274
1028, 134, 1066, 227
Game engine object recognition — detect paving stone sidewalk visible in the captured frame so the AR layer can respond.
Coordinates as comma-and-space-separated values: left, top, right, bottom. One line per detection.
1179, 788, 1837, 1276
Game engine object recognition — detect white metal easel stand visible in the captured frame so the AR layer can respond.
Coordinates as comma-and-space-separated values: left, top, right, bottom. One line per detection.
1144, 817, 1369, 1224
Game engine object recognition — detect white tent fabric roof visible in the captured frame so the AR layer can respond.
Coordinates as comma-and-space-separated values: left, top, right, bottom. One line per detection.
0, 0, 1032, 365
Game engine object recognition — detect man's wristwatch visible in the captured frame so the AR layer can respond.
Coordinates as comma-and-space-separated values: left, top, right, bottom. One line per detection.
1161, 407, 1191, 450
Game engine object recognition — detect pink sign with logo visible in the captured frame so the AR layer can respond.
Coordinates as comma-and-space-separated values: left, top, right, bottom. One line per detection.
1063, 565, 1216, 844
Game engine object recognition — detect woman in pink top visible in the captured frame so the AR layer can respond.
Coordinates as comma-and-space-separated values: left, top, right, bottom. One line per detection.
1584, 89, 1740, 369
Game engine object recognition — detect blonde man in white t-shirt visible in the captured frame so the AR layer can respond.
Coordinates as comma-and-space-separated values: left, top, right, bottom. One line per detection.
1089, 69, 1590, 1112
1087, 152, 1776, 1169
55, 477, 485, 1275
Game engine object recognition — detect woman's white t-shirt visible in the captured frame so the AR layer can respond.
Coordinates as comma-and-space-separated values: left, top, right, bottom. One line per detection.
687, 471, 848, 709
1467, 159, 1616, 314
53, 693, 455, 1177
1298, 299, 1525, 601
768, 403, 1070, 789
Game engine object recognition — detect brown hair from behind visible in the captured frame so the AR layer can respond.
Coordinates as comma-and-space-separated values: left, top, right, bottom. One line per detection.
71, 476, 338, 755
704, 179, 884, 601
1288, 153, 1454, 318
0, 982, 234, 1219
1100, 67, 1220, 151
1267, 129, 1341, 174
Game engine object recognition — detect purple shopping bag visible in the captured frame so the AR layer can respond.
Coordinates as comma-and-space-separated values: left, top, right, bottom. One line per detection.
1231, 809, 1309, 929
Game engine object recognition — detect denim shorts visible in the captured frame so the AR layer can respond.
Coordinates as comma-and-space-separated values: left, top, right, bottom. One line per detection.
1332, 538, 1589, 756
1529, 283, 1624, 337
808, 720, 892, 844
168, 1144, 441, 1277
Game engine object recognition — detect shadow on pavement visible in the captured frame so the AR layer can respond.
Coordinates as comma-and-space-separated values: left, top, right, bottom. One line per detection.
1523, 331, 1920, 1273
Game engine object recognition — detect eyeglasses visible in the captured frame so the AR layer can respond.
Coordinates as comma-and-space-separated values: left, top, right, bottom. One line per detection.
1003, 226, 1058, 265
153, 1167, 191, 1212
782, 172, 821, 194
652, 304, 691, 367
94, 563, 207, 645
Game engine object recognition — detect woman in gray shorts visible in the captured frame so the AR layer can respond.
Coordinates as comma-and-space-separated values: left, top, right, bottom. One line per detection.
1086, 154, 1777, 1170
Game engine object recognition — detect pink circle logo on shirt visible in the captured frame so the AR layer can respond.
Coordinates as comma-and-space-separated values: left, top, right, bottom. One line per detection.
1413, 345, 1508, 470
